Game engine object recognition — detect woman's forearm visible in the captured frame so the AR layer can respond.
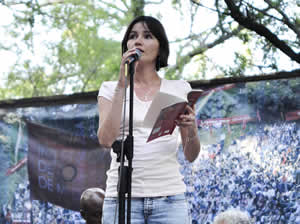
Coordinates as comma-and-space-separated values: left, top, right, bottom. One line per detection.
181, 126, 200, 162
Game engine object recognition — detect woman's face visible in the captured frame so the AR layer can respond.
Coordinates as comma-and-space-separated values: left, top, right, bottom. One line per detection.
126, 22, 160, 65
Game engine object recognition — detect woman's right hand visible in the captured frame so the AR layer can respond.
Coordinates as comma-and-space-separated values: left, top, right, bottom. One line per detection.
117, 48, 140, 88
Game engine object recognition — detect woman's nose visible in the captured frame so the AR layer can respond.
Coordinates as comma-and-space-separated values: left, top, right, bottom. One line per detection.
134, 35, 143, 45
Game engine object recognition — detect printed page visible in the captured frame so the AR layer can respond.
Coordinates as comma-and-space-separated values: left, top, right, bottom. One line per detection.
146, 102, 187, 142
143, 92, 185, 128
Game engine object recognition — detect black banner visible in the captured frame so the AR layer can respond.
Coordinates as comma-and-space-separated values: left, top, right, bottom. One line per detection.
27, 121, 110, 211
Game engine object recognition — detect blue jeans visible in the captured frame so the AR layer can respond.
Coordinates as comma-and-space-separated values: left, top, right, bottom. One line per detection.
102, 194, 191, 224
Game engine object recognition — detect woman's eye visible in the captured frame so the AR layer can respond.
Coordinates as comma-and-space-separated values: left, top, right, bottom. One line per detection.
145, 34, 152, 39
128, 34, 136, 39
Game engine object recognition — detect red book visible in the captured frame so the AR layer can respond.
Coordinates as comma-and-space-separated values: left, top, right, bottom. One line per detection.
144, 90, 203, 142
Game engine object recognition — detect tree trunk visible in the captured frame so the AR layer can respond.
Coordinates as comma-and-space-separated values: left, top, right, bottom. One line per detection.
131, 0, 145, 17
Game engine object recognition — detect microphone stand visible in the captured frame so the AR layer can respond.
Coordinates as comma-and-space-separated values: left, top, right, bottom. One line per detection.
112, 62, 135, 224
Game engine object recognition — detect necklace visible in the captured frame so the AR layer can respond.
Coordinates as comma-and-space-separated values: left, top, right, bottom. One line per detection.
135, 78, 161, 101
135, 85, 155, 101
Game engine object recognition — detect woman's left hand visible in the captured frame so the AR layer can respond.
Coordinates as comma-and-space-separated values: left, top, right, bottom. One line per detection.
175, 104, 197, 129
177, 104, 200, 162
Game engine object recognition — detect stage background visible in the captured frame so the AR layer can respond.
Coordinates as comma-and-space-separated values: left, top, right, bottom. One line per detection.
0, 75, 299, 223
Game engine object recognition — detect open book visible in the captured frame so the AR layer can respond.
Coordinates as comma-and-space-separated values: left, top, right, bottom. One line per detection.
144, 89, 203, 142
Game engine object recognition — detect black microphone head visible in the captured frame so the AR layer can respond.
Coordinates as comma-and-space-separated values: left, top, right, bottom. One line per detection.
126, 49, 142, 64
135, 48, 142, 59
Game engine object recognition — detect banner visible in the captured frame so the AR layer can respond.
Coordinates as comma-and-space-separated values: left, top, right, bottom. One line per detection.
0, 77, 299, 223
27, 121, 111, 211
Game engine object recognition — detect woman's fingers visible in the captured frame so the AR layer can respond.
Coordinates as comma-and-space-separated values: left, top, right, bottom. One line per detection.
175, 115, 196, 127
122, 48, 139, 64
118, 49, 139, 87
175, 105, 196, 127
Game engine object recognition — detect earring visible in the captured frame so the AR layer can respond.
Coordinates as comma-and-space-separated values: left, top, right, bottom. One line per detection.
156, 56, 160, 71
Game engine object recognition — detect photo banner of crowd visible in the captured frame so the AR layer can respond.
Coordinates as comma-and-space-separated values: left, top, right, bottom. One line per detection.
0, 74, 299, 224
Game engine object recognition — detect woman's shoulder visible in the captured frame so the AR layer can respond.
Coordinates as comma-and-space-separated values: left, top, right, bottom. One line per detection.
162, 79, 191, 93
99, 81, 118, 91
100, 81, 118, 88
162, 79, 190, 88
98, 81, 118, 97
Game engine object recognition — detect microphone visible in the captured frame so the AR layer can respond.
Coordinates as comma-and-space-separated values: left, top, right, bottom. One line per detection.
126, 49, 142, 64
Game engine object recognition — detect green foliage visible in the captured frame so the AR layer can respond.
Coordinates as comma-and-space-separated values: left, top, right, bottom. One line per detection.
0, 115, 28, 207
3, 63, 55, 99
237, 30, 252, 43
246, 78, 299, 121
0, 0, 131, 99
0, 0, 299, 100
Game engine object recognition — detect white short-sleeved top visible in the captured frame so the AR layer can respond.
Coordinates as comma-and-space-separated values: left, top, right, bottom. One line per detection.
98, 78, 192, 197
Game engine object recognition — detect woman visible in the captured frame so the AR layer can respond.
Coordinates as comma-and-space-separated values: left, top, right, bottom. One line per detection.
97, 16, 200, 224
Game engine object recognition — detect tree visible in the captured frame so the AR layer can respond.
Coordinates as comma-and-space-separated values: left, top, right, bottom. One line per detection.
180, 0, 299, 78
0, 0, 144, 99
0, 0, 299, 100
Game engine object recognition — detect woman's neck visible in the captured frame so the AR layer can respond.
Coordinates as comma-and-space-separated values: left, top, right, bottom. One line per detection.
134, 64, 160, 86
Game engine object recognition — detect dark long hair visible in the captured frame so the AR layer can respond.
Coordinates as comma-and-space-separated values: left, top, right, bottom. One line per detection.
121, 16, 169, 71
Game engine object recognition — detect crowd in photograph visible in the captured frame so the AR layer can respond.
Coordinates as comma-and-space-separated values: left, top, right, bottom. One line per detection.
1, 123, 299, 223
1, 181, 85, 224
179, 123, 299, 224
